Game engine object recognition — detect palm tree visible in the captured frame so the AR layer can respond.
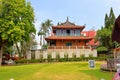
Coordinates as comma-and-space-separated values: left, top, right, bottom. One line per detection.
38, 19, 52, 46
38, 23, 45, 46
45, 19, 52, 35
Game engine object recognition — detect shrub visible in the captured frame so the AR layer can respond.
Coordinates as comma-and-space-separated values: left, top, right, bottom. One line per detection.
47, 54, 52, 62
56, 54, 60, 62
97, 46, 108, 52
59, 58, 66, 62
15, 59, 45, 64
15, 59, 28, 64
80, 54, 85, 61
64, 54, 68, 61
15, 56, 111, 64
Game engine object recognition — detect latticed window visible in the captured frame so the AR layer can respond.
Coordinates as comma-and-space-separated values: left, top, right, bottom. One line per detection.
75, 30, 80, 36
70, 30, 74, 36
63, 30, 66, 36
56, 29, 62, 36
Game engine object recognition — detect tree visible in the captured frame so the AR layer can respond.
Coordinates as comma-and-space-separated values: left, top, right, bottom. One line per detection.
104, 14, 109, 28
96, 7, 116, 50
109, 8, 116, 26
15, 1, 36, 57
38, 23, 46, 46
0, 0, 36, 66
38, 19, 52, 46
20, 34, 37, 58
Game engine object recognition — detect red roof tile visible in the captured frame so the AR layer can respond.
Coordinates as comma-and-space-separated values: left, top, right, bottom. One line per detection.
45, 36, 93, 40
52, 26, 85, 29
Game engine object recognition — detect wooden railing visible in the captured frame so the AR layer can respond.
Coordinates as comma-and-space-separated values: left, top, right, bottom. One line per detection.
47, 46, 91, 49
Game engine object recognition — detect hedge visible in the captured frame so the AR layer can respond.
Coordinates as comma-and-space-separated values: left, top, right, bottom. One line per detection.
15, 56, 112, 64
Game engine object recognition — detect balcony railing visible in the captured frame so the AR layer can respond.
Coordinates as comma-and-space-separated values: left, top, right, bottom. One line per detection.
56, 34, 81, 36
47, 46, 91, 49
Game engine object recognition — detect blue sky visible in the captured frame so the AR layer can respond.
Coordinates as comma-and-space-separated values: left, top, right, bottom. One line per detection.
28, 0, 120, 42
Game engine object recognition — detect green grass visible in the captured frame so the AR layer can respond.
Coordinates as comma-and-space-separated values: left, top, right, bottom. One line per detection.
0, 62, 114, 80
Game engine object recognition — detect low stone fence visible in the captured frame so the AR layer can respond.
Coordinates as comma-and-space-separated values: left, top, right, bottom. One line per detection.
48, 46, 91, 49
26, 49, 97, 59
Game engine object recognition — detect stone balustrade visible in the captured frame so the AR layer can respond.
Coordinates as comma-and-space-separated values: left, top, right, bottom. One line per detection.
26, 47, 97, 60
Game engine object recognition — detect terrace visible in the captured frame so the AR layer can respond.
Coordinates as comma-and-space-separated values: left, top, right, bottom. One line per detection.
47, 46, 91, 49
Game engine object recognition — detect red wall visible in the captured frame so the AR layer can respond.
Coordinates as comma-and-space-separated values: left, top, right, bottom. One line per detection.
81, 30, 99, 46
56, 40, 85, 46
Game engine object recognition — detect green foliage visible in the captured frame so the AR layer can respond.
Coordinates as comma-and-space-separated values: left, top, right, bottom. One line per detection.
96, 7, 116, 50
97, 46, 108, 52
0, 0, 35, 42
56, 53, 60, 59
15, 59, 43, 64
47, 54, 52, 62
15, 56, 111, 64
0, 0, 36, 60
38, 19, 52, 45
4, 45, 13, 54
112, 41, 120, 48
41, 44, 49, 49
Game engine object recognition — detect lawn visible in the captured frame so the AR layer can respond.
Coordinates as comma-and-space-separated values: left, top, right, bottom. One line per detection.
0, 61, 114, 80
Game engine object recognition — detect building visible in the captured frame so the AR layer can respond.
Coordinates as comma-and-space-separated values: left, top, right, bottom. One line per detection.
25, 18, 97, 60
81, 30, 99, 48
45, 18, 93, 49
112, 15, 120, 43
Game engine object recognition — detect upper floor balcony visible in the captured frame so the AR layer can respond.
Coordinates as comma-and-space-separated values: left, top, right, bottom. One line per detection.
47, 46, 91, 50
54, 29, 81, 36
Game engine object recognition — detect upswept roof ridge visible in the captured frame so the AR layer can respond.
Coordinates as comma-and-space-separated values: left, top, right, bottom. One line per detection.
60, 17, 75, 26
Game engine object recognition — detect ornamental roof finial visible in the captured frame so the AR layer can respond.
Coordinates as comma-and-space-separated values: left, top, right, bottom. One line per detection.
60, 17, 75, 26
66, 16, 69, 22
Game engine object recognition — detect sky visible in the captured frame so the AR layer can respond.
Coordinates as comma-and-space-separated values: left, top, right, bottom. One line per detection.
27, 0, 120, 43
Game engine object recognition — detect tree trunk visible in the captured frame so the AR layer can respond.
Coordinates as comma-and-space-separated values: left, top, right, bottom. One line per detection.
43, 36, 46, 45
21, 42, 24, 57
0, 45, 4, 66
15, 43, 21, 57
40, 35, 42, 46
42, 35, 43, 45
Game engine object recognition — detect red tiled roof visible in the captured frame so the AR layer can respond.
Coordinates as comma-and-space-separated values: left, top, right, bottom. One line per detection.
45, 36, 93, 40
81, 30, 99, 46
52, 26, 85, 29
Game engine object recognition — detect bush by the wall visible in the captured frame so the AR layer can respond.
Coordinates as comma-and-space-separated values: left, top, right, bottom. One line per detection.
64, 54, 68, 61
56, 54, 60, 62
15, 59, 41, 64
47, 54, 52, 62
15, 56, 111, 64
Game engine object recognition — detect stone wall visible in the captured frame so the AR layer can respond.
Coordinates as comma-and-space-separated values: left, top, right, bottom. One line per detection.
26, 49, 97, 59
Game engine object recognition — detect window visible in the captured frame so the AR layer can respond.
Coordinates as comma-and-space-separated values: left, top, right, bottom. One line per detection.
66, 42, 72, 46
56, 29, 62, 36
50, 41, 56, 46
70, 30, 74, 36
75, 30, 80, 36
63, 30, 66, 36
66, 29, 70, 36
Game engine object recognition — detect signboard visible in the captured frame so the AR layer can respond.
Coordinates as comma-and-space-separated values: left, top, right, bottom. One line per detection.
89, 60, 95, 68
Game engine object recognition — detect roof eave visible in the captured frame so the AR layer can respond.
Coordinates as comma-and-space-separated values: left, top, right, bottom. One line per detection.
45, 37, 92, 41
